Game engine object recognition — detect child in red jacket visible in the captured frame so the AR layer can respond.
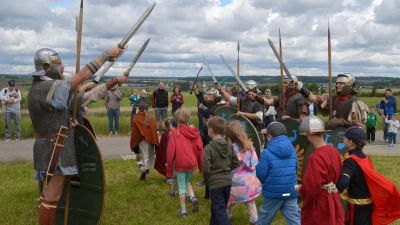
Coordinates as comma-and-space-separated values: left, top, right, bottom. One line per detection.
166, 109, 203, 217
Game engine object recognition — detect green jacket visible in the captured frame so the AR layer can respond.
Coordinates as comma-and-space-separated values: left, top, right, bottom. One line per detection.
366, 112, 377, 127
203, 137, 239, 190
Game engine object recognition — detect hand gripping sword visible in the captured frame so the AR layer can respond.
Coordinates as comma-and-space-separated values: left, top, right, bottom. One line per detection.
92, 45, 129, 84
268, 38, 293, 81
219, 54, 248, 93
202, 54, 218, 84
120, 38, 151, 85
110, 2, 156, 62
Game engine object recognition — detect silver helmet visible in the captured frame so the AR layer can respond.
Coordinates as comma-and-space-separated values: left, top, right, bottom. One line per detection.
30, 48, 63, 80
336, 73, 355, 95
245, 80, 257, 92
299, 115, 327, 135
283, 74, 298, 82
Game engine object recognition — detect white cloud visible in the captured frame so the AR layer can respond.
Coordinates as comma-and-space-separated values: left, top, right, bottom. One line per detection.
0, 0, 398, 78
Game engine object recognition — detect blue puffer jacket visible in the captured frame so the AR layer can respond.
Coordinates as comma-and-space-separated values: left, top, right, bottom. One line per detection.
256, 135, 298, 199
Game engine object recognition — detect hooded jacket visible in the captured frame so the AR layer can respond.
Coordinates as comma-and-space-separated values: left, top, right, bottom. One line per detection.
166, 125, 203, 177
203, 137, 240, 190
256, 135, 298, 199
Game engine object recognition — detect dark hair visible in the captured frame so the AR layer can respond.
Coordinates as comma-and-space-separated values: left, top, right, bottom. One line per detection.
386, 88, 392, 93
354, 140, 368, 149
369, 106, 375, 109
207, 117, 225, 135
173, 85, 181, 93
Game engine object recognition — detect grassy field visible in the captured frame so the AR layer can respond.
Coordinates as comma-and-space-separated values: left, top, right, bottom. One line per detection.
0, 90, 390, 139
1, 156, 400, 224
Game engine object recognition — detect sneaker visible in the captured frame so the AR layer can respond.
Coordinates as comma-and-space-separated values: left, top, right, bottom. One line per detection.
109, 131, 113, 135
139, 173, 146, 181
190, 197, 199, 213
371, 141, 374, 145
15, 138, 21, 141
178, 212, 188, 218
115, 131, 118, 135
145, 174, 149, 180
3, 138, 10, 141
394, 144, 397, 147
389, 144, 394, 147
168, 192, 177, 197
166, 179, 172, 185
196, 180, 206, 186
381, 139, 388, 142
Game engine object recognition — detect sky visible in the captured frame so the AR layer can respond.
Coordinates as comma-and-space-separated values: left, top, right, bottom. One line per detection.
0, 0, 399, 79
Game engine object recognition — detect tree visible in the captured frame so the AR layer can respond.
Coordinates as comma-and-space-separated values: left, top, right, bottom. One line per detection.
269, 84, 281, 96
308, 83, 319, 94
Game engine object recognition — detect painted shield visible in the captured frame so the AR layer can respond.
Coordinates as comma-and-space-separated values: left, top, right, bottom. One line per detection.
56, 124, 105, 225
227, 114, 262, 157
265, 119, 309, 184
82, 116, 96, 139
303, 125, 349, 210
214, 106, 238, 123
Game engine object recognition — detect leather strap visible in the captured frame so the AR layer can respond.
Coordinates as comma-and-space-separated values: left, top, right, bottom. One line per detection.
45, 125, 69, 187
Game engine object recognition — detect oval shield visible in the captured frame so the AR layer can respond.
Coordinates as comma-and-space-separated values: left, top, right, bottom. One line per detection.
56, 124, 105, 225
214, 106, 238, 123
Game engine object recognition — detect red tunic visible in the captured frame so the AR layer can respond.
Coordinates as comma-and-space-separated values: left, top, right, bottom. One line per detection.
350, 155, 400, 225
154, 130, 169, 177
299, 145, 344, 225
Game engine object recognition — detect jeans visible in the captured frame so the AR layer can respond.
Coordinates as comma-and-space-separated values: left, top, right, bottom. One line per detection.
388, 132, 397, 144
198, 112, 204, 130
257, 197, 300, 225
107, 109, 120, 132
383, 114, 392, 140
4, 111, 20, 139
209, 185, 232, 225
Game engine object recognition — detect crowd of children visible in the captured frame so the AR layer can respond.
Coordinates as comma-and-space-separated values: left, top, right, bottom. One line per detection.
128, 103, 400, 224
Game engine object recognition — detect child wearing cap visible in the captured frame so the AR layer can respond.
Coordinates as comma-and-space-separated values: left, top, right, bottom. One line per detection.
256, 121, 300, 225
336, 126, 400, 225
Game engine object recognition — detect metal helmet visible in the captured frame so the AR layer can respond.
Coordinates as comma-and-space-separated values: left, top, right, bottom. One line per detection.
283, 74, 298, 82
245, 80, 257, 92
336, 73, 355, 95
30, 48, 63, 80
299, 115, 327, 135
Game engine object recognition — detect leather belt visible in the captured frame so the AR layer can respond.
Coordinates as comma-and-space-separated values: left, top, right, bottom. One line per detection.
36, 130, 72, 138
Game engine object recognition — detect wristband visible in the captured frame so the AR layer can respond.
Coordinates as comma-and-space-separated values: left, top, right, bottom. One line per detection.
299, 87, 310, 99
97, 50, 111, 63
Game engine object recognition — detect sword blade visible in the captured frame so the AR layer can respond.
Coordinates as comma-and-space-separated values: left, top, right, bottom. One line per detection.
93, 45, 129, 83
119, 3, 156, 48
124, 38, 151, 75
202, 54, 218, 83
268, 38, 293, 81
219, 54, 248, 92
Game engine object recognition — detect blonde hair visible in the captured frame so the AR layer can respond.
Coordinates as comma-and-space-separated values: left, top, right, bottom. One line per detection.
141, 89, 147, 95
132, 89, 138, 94
138, 102, 150, 128
225, 120, 252, 152
174, 109, 190, 136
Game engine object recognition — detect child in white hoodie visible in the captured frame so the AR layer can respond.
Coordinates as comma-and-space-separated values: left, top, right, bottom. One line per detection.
385, 113, 400, 147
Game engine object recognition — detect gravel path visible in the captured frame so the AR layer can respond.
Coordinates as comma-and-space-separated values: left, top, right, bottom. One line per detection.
1, 130, 399, 163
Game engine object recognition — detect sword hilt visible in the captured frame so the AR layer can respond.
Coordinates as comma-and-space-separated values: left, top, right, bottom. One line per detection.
109, 44, 125, 62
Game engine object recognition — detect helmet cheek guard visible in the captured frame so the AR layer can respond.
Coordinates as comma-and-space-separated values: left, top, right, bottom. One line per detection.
30, 48, 63, 80
336, 73, 355, 95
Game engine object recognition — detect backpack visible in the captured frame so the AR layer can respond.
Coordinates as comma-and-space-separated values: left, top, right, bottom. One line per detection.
376, 102, 382, 116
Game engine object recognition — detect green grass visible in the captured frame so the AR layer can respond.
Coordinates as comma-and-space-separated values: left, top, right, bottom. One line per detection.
1, 156, 400, 224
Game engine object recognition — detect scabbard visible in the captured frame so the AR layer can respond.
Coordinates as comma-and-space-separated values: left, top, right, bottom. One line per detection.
45, 125, 69, 187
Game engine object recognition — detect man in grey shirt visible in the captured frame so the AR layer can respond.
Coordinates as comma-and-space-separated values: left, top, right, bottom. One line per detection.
105, 85, 123, 135
0, 80, 21, 141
